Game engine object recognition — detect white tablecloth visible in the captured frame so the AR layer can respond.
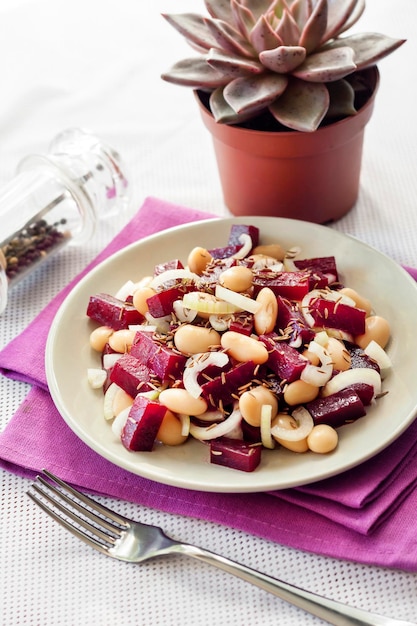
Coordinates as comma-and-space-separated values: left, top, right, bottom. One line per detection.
0, 2, 416, 624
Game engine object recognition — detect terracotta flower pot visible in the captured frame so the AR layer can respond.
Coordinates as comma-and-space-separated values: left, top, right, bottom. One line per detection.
196, 67, 379, 224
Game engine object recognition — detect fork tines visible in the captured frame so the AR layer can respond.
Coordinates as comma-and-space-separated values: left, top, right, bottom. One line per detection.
27, 469, 126, 554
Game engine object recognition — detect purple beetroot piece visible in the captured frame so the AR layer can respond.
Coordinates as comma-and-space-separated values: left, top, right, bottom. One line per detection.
253, 271, 328, 301
121, 395, 166, 451
130, 330, 186, 382
210, 437, 262, 472
259, 334, 307, 382
294, 256, 339, 283
306, 387, 366, 428
109, 353, 157, 398
276, 296, 315, 346
306, 299, 366, 336
201, 360, 257, 410
87, 293, 144, 330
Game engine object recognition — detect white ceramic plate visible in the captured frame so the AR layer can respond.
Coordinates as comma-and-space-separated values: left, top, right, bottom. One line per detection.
46, 217, 417, 493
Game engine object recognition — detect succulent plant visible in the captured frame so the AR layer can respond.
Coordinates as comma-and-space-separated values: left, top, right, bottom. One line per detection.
161, 0, 405, 132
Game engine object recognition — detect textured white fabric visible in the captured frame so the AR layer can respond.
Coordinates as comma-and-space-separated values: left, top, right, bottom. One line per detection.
0, 1, 416, 625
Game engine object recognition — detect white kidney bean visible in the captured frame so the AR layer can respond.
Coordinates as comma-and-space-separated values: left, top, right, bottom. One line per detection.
219, 265, 253, 293
108, 329, 137, 353
284, 379, 319, 406
239, 385, 278, 427
221, 331, 269, 364
112, 387, 134, 416
252, 243, 285, 261
253, 287, 278, 335
159, 388, 208, 416
307, 424, 338, 453
187, 247, 213, 275
174, 324, 221, 355
355, 315, 390, 349
132, 286, 156, 316
89, 325, 114, 352
326, 337, 351, 371
156, 410, 188, 446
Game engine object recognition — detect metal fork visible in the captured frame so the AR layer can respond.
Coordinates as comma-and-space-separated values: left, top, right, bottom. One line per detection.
28, 470, 415, 626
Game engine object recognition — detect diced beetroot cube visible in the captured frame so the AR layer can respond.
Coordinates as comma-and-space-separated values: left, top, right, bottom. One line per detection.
276, 296, 315, 346
87, 293, 144, 330
121, 395, 166, 451
227, 224, 259, 248
345, 342, 380, 373
241, 421, 262, 444
130, 330, 186, 381
306, 388, 366, 428
307, 299, 366, 336
208, 244, 243, 260
259, 334, 307, 382
201, 360, 257, 410
229, 312, 254, 336
344, 383, 375, 406
294, 256, 339, 283
109, 353, 157, 397
146, 286, 191, 318
154, 259, 184, 275
210, 437, 262, 472
253, 271, 327, 301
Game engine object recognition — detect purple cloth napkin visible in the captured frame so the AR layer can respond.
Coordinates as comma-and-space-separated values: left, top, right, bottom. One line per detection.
1, 196, 417, 572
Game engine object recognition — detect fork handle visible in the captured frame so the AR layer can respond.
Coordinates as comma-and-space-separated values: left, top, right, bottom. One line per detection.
175, 543, 415, 626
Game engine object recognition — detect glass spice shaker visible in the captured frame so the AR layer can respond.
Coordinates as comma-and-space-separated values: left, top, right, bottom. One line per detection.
0, 127, 130, 314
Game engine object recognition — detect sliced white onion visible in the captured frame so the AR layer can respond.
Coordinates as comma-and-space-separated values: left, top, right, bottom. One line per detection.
194, 408, 226, 423
183, 291, 240, 315
129, 324, 157, 333
111, 405, 131, 437
189, 405, 242, 441
271, 407, 314, 442
173, 299, 198, 323
102, 352, 122, 370
283, 246, 301, 272
322, 367, 382, 399
178, 413, 191, 437
260, 404, 275, 449
115, 279, 136, 301
300, 340, 333, 387
149, 269, 200, 291
215, 284, 260, 314
209, 314, 231, 331
232, 233, 252, 259
103, 382, 121, 420
87, 368, 107, 389
144, 312, 171, 334
183, 351, 229, 398
364, 340, 392, 377
246, 255, 282, 271
301, 289, 357, 328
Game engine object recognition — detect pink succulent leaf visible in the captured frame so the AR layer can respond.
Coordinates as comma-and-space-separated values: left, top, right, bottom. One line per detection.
290, 0, 314, 30
242, 0, 279, 22
204, 0, 234, 22
299, 0, 328, 54
322, 0, 363, 43
223, 73, 288, 115
323, 33, 406, 71
269, 77, 329, 131
209, 86, 257, 123
275, 9, 302, 47
204, 17, 256, 57
325, 79, 357, 118
207, 48, 264, 75
336, 0, 365, 36
260, 45, 306, 73
161, 57, 230, 89
293, 46, 356, 83
250, 15, 284, 54
162, 13, 219, 51
231, 0, 256, 39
